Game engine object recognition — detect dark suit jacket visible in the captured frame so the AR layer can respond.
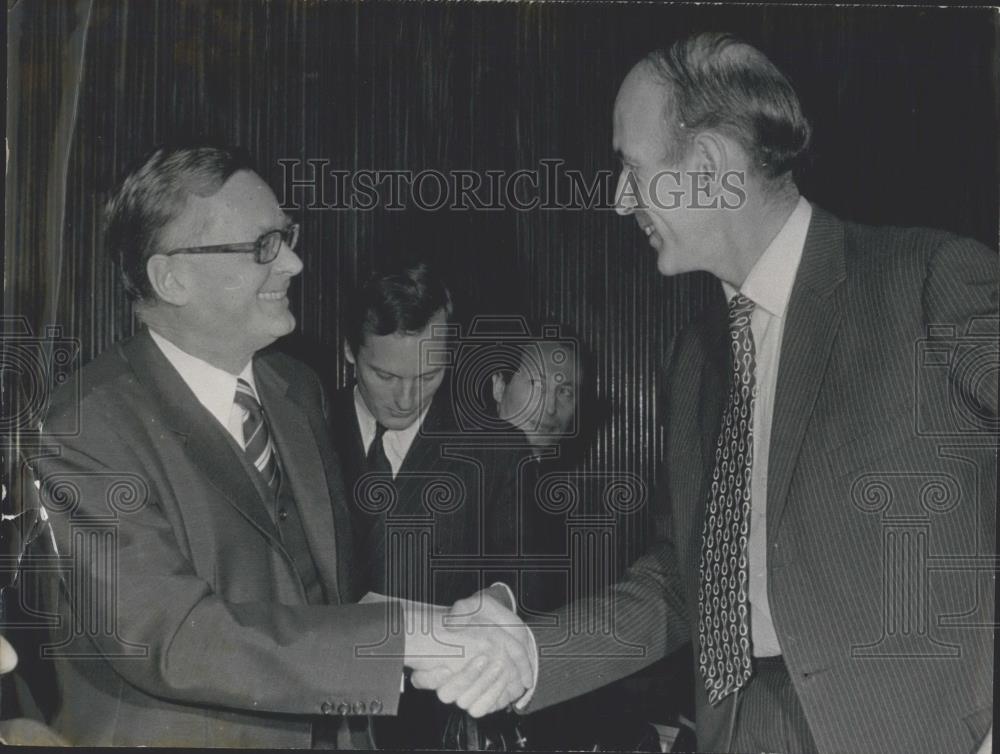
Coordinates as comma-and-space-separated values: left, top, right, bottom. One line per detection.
330, 383, 534, 749
527, 207, 997, 753
330, 382, 530, 607
27, 330, 404, 747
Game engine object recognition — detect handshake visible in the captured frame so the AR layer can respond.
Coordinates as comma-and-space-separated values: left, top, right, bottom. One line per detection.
395, 589, 536, 718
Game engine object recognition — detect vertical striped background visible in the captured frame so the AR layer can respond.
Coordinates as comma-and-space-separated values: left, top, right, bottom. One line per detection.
5, 1, 997, 565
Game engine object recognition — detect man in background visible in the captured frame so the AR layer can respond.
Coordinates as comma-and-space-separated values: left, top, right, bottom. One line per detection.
429, 33, 996, 754
491, 327, 671, 752
331, 263, 531, 747
23, 146, 532, 746
491, 332, 582, 460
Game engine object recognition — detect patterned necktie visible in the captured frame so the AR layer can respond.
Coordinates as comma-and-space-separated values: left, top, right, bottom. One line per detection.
698, 293, 757, 705
234, 377, 280, 491
366, 422, 392, 476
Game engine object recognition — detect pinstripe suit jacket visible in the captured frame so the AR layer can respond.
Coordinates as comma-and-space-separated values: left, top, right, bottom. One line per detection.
527, 207, 997, 753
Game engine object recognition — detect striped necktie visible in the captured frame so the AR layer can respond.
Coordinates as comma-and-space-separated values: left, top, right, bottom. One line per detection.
234, 377, 280, 491
698, 293, 757, 705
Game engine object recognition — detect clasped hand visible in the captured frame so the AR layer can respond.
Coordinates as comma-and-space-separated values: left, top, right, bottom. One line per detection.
403, 592, 535, 718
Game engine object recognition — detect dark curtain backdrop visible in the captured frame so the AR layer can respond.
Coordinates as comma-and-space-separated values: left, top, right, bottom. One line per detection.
5, 1, 998, 568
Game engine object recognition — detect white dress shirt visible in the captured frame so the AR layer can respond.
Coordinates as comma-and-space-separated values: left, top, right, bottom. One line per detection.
352, 387, 431, 477
148, 328, 257, 449
721, 195, 812, 656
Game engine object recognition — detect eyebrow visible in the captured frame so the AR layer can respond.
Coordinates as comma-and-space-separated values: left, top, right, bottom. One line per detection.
371, 365, 444, 379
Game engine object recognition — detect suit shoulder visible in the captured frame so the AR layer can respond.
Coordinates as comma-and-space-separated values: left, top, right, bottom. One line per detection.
841, 218, 996, 270
44, 340, 141, 433
257, 347, 324, 396
326, 382, 356, 421
257, 346, 316, 378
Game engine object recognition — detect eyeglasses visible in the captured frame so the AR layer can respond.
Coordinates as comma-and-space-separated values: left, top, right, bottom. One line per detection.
163, 223, 300, 264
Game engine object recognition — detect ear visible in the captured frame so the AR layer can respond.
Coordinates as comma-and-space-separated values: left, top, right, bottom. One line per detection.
343, 340, 356, 366
491, 373, 506, 406
146, 255, 190, 306
689, 131, 731, 189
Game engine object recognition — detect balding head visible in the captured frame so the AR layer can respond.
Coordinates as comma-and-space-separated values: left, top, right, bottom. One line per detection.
641, 32, 811, 186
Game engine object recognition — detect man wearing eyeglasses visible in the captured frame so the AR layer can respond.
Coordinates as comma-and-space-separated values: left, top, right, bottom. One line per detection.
26, 145, 534, 747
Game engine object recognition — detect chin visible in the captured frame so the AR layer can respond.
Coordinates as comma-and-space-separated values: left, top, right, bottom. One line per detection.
379, 413, 420, 431
528, 434, 559, 451
656, 255, 678, 277
656, 251, 696, 278
266, 314, 297, 339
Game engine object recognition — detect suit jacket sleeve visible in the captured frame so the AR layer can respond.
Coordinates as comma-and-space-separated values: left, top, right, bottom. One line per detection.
522, 539, 687, 712
30, 385, 405, 718
523, 331, 691, 712
921, 235, 999, 418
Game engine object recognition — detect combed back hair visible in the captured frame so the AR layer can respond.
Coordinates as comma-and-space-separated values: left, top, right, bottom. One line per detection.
345, 263, 454, 355
105, 144, 254, 301
645, 32, 811, 181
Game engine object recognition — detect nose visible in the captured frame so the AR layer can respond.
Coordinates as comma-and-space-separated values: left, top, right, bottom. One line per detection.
614, 169, 636, 217
394, 381, 417, 412
273, 242, 304, 277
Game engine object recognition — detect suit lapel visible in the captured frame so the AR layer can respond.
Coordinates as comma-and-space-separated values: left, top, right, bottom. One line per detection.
330, 387, 366, 489
698, 301, 731, 474
122, 332, 281, 546
398, 388, 450, 484
255, 358, 342, 602
767, 208, 848, 535
683, 300, 730, 576
366, 386, 451, 565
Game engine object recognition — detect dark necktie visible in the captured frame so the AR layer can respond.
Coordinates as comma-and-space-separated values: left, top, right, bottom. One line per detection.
698, 293, 757, 705
233, 377, 280, 491
366, 422, 392, 476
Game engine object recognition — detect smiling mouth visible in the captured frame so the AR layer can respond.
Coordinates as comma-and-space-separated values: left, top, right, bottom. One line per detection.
258, 291, 287, 301
634, 215, 655, 238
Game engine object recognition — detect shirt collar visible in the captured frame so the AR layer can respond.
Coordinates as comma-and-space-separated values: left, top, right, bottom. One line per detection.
352, 385, 432, 451
148, 328, 256, 426
722, 196, 812, 318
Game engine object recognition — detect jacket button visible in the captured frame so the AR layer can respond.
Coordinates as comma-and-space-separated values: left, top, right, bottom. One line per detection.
320, 701, 333, 715
353, 701, 367, 715
337, 702, 351, 716
370, 699, 383, 714
278, 508, 288, 521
